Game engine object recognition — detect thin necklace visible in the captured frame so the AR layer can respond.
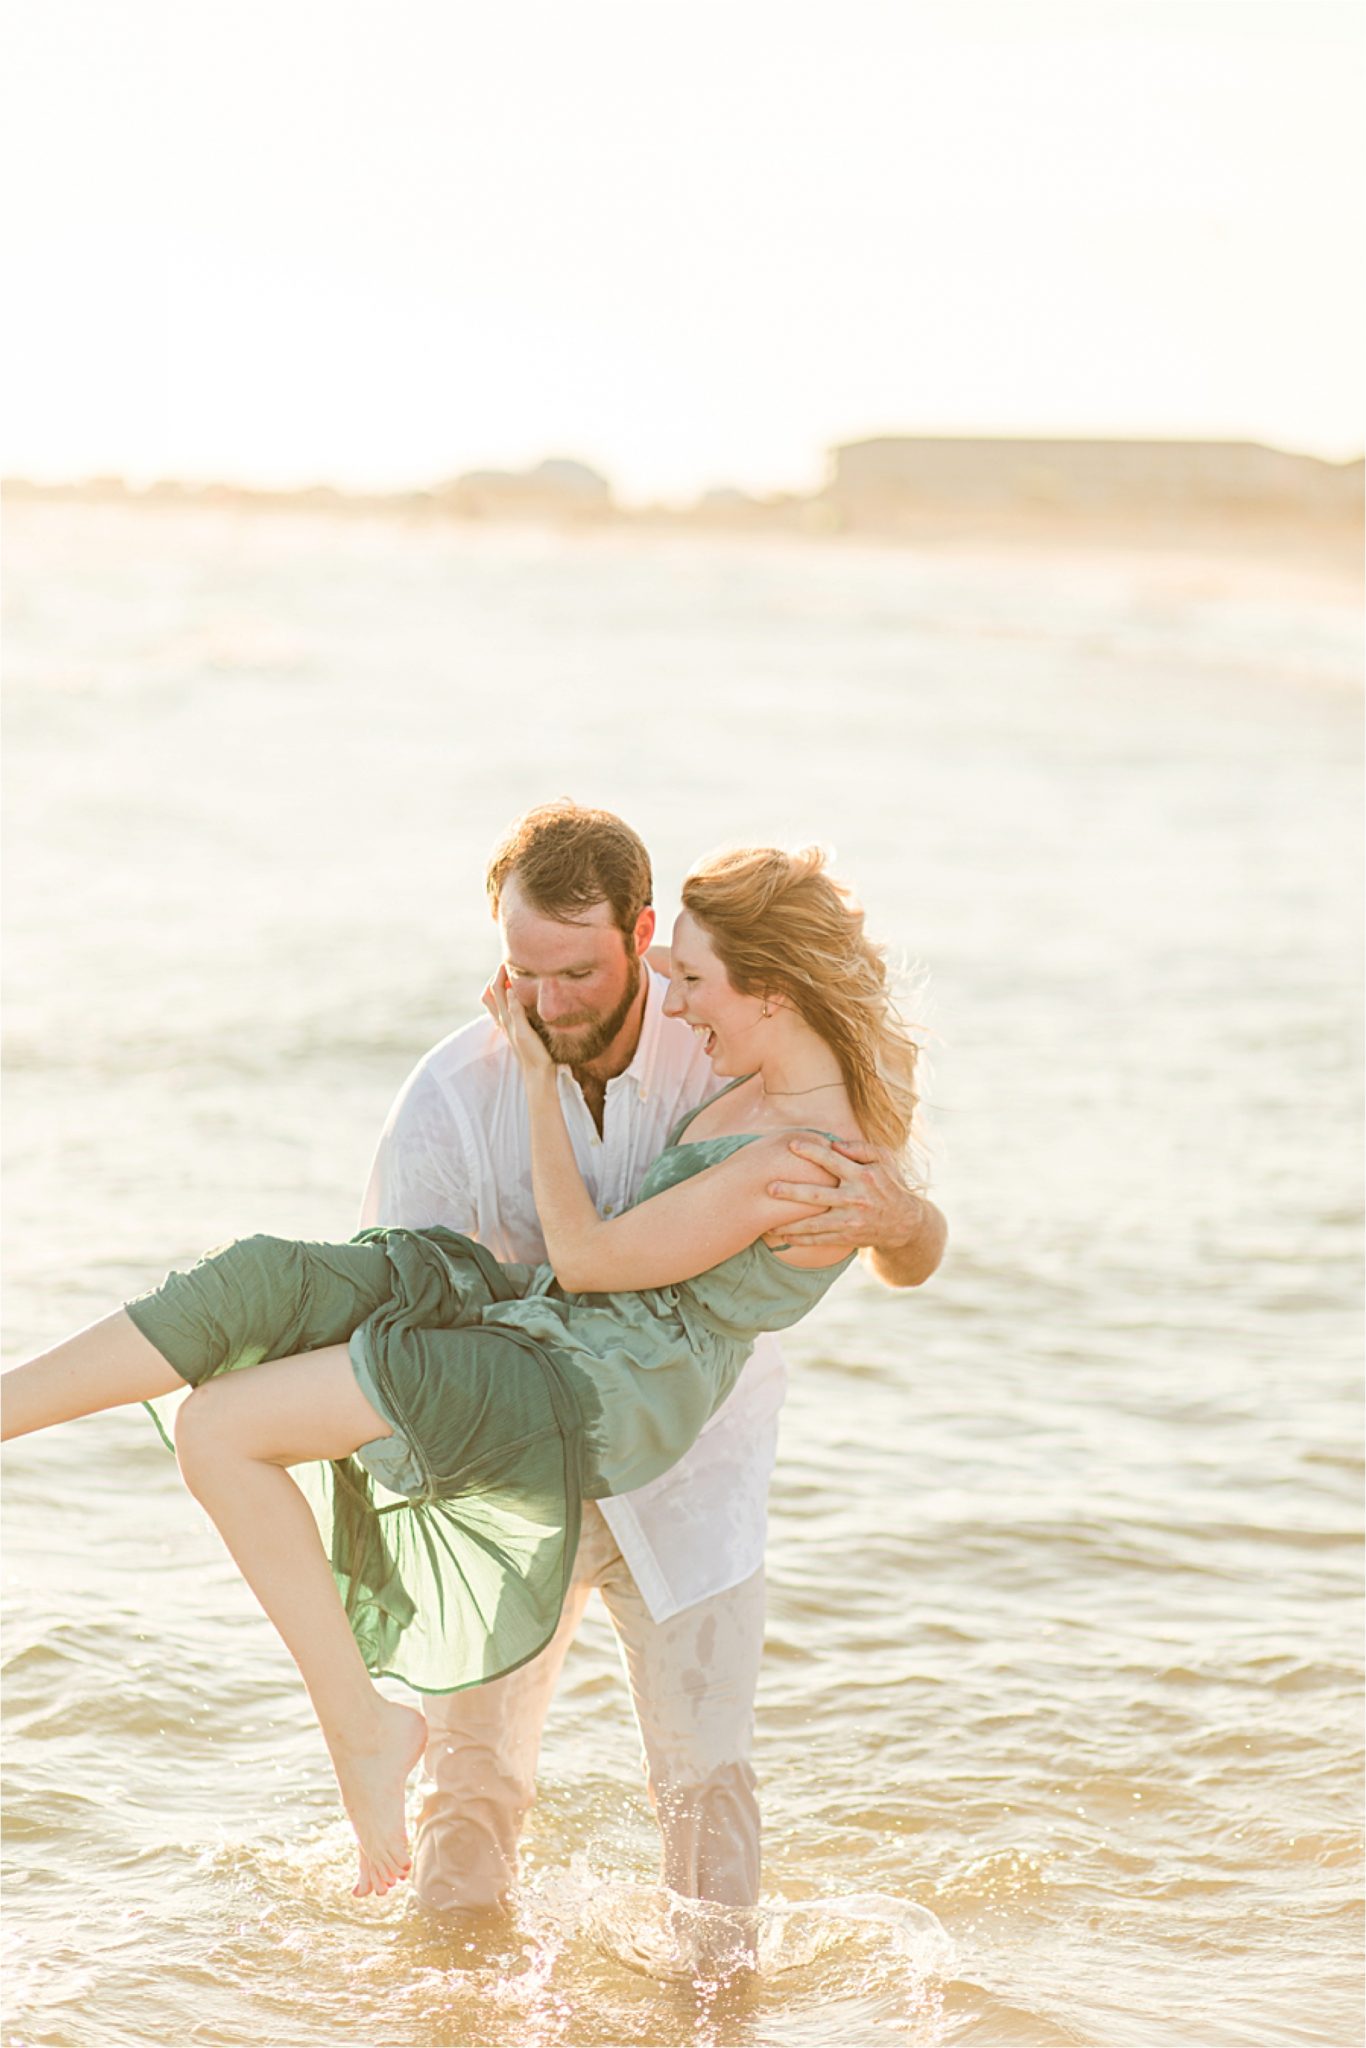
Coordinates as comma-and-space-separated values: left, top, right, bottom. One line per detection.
761, 1079, 844, 1097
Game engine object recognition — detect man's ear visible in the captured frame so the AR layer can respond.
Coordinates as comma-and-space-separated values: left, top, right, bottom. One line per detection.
632, 906, 657, 956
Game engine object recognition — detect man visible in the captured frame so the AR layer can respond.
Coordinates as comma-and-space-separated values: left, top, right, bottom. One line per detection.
361, 802, 946, 1914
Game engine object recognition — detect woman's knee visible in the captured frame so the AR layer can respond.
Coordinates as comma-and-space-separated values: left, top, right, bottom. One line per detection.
174, 1377, 244, 1487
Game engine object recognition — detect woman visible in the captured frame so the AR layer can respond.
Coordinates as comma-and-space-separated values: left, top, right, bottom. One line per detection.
1, 846, 924, 1900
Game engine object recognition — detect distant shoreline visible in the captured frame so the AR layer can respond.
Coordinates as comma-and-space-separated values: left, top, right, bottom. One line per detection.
5, 435, 1362, 583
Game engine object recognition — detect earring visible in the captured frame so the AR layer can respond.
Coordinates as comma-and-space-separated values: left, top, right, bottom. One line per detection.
761, 1003, 772, 1019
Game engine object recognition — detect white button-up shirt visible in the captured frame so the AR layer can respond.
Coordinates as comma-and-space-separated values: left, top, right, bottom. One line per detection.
358, 971, 786, 1622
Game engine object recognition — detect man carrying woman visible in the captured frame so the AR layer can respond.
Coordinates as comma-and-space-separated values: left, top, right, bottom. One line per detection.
365, 803, 946, 1916
1, 803, 946, 1903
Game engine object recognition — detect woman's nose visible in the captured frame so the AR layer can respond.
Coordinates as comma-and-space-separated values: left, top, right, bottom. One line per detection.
662, 982, 684, 1017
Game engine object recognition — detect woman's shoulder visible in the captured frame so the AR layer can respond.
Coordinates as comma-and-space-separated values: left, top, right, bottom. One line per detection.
699, 1104, 868, 1152
743, 1118, 870, 1179
680, 1075, 869, 1148
695, 1120, 867, 1196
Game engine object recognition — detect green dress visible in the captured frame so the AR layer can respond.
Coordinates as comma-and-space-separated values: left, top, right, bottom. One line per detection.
127, 1098, 853, 1694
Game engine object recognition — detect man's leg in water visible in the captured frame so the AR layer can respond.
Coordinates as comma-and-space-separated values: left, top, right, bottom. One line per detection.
601, 1548, 765, 1911
413, 1507, 765, 1915
411, 1505, 616, 1911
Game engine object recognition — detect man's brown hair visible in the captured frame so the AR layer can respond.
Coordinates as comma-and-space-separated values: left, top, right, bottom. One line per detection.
485, 801, 653, 936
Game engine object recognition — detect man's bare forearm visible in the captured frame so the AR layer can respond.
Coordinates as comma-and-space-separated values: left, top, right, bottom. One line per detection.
864, 1195, 948, 1289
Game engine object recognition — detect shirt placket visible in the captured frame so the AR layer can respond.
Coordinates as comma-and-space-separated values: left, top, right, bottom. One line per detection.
596, 1073, 636, 1218
558, 1069, 610, 1212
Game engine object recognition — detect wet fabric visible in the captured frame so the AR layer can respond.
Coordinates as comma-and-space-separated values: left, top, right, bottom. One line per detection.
127, 1122, 851, 1696
413, 1502, 765, 1912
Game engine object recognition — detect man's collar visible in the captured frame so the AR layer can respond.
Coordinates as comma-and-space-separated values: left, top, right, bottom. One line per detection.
564, 968, 658, 1094
621, 968, 671, 1083
553, 968, 679, 1096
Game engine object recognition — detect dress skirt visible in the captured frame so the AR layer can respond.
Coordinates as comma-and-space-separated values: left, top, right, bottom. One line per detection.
127, 1228, 608, 1695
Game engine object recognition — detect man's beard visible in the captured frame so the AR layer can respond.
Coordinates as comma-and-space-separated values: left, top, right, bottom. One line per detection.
527, 951, 643, 1069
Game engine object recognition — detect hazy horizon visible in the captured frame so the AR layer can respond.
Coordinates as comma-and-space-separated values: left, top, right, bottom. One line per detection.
4, 0, 1363, 506
7, 425, 1364, 512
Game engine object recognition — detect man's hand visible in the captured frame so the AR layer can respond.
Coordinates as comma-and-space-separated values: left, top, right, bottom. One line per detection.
484, 967, 556, 1079
764, 1136, 947, 1288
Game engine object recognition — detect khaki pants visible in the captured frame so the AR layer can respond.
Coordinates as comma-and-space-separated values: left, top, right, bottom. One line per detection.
413, 1502, 764, 1911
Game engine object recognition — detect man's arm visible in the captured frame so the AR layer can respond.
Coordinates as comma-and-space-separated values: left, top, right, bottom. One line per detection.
764, 1136, 947, 1289
360, 1067, 479, 1234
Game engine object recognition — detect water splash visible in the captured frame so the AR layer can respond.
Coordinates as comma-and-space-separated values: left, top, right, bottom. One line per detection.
576, 1863, 954, 1989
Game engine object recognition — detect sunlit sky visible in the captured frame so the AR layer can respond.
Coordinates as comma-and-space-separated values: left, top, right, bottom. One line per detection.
4, 0, 1362, 504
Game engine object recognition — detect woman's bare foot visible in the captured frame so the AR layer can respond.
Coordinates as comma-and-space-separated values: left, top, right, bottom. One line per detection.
328, 1696, 428, 1898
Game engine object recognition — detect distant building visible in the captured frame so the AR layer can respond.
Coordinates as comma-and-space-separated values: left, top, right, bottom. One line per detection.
825, 437, 1364, 521
438, 456, 613, 518
527, 458, 611, 501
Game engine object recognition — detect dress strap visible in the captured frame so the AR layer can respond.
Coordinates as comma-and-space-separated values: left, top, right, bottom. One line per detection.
666, 1072, 756, 1148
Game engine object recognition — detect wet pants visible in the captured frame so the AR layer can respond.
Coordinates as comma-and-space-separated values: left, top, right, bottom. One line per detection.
414, 1503, 765, 1912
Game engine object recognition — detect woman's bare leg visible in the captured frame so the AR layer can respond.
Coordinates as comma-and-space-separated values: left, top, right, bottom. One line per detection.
1, 1310, 185, 1441
3, 1297, 428, 1891
172, 1345, 428, 1898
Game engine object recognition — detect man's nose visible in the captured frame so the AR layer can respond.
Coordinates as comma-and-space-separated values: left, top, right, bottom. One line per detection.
535, 980, 577, 1023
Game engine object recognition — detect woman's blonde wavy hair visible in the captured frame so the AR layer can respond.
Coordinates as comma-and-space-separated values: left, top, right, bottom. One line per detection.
681, 845, 926, 1172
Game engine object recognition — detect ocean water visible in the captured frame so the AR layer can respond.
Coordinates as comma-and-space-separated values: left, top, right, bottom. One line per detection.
2, 500, 1361, 2048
